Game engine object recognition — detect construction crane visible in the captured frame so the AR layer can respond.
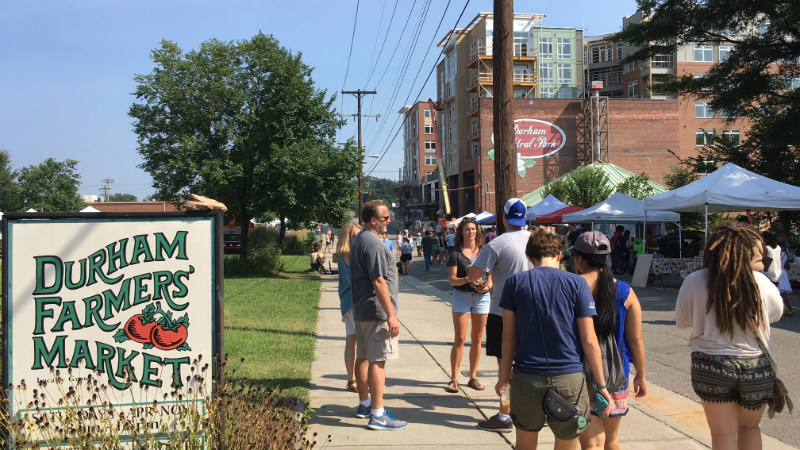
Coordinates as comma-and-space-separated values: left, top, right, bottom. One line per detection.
427, 99, 451, 215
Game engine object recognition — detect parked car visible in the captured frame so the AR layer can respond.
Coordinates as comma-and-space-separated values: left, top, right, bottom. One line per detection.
224, 231, 242, 254
656, 230, 704, 258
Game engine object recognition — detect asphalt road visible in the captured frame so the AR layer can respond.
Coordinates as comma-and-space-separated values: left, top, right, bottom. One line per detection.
409, 260, 800, 448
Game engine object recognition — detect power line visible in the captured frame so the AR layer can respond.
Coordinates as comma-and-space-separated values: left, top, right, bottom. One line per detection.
364, 0, 391, 87
365, 0, 471, 177
341, 0, 361, 91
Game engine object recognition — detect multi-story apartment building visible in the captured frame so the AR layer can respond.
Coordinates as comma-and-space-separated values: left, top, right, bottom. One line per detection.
618, 10, 753, 160
585, 34, 625, 98
398, 102, 440, 220
432, 13, 584, 216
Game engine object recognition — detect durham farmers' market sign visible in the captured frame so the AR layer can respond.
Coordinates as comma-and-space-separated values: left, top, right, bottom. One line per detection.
2, 212, 223, 445
489, 118, 567, 178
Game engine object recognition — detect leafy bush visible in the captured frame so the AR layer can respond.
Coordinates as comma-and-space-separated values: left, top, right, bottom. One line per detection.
224, 227, 283, 277
282, 230, 317, 255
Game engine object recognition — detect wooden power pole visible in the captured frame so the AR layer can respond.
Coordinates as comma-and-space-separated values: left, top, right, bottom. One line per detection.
342, 89, 378, 224
493, 0, 515, 234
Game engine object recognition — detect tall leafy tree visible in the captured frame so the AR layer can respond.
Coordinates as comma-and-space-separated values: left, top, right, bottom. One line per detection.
616, 172, 657, 200
0, 150, 20, 211
541, 165, 613, 208
130, 33, 354, 258
615, 2, 800, 201
17, 158, 85, 212
363, 176, 400, 205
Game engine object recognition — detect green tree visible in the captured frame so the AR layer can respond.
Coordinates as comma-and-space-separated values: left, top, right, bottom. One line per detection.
17, 158, 85, 212
614, 2, 800, 204
363, 176, 399, 205
616, 172, 657, 200
542, 165, 613, 208
107, 193, 138, 202
0, 150, 20, 211
130, 33, 353, 257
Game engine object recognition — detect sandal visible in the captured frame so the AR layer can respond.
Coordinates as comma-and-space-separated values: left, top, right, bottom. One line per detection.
786, 308, 795, 317
468, 378, 486, 391
346, 380, 357, 392
446, 379, 459, 393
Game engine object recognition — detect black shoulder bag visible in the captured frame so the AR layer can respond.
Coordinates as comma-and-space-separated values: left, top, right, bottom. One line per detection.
527, 272, 588, 430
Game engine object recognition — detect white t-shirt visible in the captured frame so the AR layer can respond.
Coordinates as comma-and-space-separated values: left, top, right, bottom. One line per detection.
763, 245, 782, 282
676, 269, 783, 357
472, 229, 532, 315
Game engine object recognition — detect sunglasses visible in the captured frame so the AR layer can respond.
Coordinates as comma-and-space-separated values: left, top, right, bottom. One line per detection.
379, 216, 391, 222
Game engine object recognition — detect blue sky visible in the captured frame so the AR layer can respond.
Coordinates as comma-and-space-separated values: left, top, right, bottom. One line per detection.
0, 0, 637, 201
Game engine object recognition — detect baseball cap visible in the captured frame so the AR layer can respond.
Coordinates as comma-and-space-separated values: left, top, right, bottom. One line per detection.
503, 198, 527, 227
569, 231, 611, 255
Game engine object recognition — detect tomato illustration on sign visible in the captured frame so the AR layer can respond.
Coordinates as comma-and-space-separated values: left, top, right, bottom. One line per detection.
123, 304, 158, 343
114, 302, 191, 351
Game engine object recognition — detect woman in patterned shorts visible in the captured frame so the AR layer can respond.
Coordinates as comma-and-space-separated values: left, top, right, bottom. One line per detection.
676, 221, 784, 450
570, 231, 648, 450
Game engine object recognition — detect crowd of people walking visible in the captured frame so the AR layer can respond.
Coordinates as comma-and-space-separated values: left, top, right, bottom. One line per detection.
328, 200, 790, 450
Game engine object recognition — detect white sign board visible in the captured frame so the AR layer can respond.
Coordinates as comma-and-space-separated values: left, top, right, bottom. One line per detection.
3, 213, 223, 447
631, 254, 654, 288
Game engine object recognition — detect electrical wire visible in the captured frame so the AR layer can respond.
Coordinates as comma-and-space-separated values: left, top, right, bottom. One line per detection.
341, 0, 361, 91
365, 0, 471, 177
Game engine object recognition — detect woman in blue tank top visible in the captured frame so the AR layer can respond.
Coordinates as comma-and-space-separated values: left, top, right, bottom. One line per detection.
569, 231, 648, 450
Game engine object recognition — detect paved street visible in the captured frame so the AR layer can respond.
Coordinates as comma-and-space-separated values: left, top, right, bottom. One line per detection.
308, 253, 799, 449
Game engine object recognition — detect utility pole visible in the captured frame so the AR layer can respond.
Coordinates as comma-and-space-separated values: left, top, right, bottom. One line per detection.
100, 178, 116, 201
493, 0, 515, 234
341, 89, 379, 224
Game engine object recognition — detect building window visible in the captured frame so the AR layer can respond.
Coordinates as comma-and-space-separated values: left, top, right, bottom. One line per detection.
448, 147, 457, 166
449, 125, 455, 143
557, 88, 572, 99
696, 129, 713, 146
651, 54, 674, 68
470, 142, 479, 158
719, 45, 733, 61
539, 37, 553, 58
424, 109, 431, 118
424, 124, 433, 134
590, 44, 611, 63
425, 154, 437, 166
425, 140, 436, 151
557, 38, 572, 58
785, 77, 800, 90
514, 64, 530, 83
694, 45, 713, 62
514, 89, 530, 98
721, 129, 741, 145
540, 88, 554, 98
539, 63, 554, 83
557, 63, 572, 83
628, 80, 638, 98
615, 43, 624, 60
470, 120, 479, 135
514, 31, 529, 57
695, 102, 714, 118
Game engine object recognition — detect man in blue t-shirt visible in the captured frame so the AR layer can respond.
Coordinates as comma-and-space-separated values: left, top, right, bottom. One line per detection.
496, 228, 612, 448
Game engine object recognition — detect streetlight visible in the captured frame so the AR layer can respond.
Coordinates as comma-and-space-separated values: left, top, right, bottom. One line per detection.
359, 153, 381, 224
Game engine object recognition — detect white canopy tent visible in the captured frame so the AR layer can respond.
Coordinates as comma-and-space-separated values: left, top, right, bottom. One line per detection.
525, 194, 567, 222
563, 193, 680, 225
644, 163, 800, 236
475, 211, 496, 225
447, 212, 476, 228
80, 205, 101, 213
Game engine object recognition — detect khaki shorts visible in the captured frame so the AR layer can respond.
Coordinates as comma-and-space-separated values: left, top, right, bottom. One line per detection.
342, 309, 356, 336
355, 320, 399, 362
510, 371, 589, 440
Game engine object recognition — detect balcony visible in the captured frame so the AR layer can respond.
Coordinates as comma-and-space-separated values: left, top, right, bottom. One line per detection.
469, 45, 537, 67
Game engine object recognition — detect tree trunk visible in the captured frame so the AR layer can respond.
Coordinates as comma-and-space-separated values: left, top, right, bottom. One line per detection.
279, 215, 287, 246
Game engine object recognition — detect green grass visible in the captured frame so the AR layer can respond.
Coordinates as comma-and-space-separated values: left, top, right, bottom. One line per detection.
223, 255, 321, 402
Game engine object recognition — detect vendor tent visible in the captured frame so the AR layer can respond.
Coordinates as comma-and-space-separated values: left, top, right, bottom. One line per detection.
475, 211, 496, 225
563, 193, 680, 224
644, 163, 800, 213
80, 205, 101, 213
448, 213, 476, 228
535, 205, 586, 224
526, 194, 567, 222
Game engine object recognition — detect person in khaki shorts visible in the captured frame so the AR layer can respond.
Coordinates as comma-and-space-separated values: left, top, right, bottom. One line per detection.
350, 200, 407, 430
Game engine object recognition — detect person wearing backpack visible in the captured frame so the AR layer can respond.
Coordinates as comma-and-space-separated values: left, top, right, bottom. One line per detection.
570, 231, 648, 450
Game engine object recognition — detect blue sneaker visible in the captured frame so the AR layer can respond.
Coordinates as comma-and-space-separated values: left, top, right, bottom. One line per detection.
368, 409, 408, 430
355, 404, 371, 419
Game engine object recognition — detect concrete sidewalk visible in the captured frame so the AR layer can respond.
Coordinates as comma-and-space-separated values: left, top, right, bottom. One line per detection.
307, 258, 796, 449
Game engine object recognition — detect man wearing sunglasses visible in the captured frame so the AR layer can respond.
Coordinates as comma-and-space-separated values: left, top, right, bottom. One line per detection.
350, 199, 407, 430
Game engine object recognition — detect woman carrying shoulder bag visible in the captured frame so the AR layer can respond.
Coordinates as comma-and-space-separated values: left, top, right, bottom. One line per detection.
571, 231, 647, 450
676, 222, 784, 450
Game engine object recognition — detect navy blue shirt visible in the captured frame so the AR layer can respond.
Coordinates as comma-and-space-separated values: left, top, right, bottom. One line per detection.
499, 267, 596, 375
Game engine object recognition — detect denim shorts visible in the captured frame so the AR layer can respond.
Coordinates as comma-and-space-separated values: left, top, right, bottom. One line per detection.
451, 289, 490, 314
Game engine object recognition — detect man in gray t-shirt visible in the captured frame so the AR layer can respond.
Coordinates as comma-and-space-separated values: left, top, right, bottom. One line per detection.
349, 200, 407, 430
465, 198, 532, 432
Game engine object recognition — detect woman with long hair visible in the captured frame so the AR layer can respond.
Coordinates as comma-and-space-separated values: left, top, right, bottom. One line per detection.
446, 217, 492, 393
676, 222, 784, 450
571, 232, 647, 450
335, 220, 363, 392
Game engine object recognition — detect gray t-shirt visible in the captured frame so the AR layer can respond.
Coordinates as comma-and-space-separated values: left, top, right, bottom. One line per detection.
472, 229, 532, 316
350, 229, 399, 321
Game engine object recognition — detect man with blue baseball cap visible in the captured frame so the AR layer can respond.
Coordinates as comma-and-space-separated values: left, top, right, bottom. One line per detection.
464, 198, 532, 432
